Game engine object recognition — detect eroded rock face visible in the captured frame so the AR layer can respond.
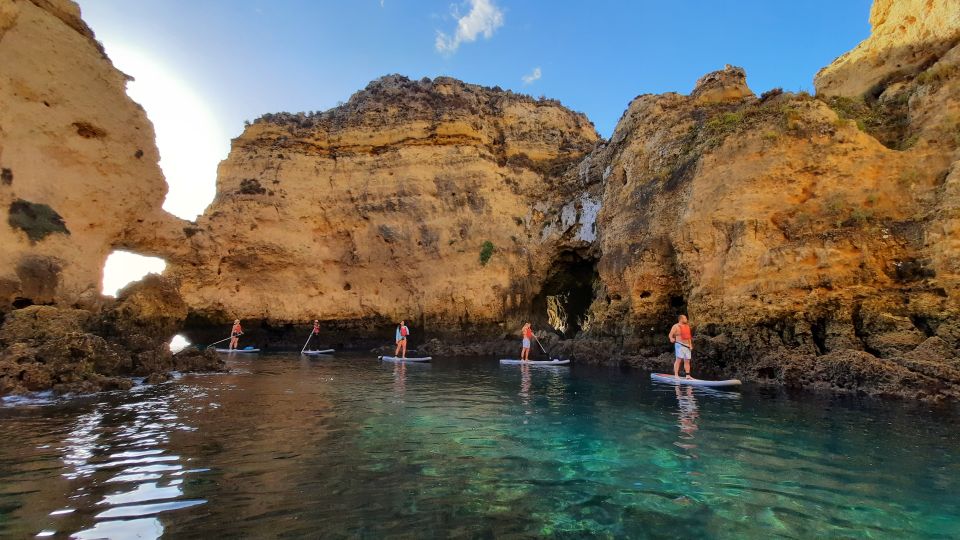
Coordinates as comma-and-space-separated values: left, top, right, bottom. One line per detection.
815, 0, 960, 97
0, 0, 186, 310
0, 275, 224, 395
168, 75, 598, 333
578, 52, 960, 400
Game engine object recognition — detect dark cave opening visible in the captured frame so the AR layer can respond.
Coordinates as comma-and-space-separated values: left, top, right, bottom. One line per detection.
533, 251, 598, 339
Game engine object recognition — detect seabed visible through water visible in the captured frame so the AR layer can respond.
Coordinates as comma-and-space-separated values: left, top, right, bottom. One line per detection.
1, 353, 958, 538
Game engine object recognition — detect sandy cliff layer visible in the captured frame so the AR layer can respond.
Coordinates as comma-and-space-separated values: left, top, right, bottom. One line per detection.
815, 0, 960, 97
168, 75, 599, 333
0, 0, 184, 311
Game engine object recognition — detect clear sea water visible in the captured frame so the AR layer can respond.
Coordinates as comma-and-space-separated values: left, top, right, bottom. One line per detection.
1, 353, 958, 539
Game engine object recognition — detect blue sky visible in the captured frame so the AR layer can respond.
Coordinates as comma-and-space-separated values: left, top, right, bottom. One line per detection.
78, 0, 873, 219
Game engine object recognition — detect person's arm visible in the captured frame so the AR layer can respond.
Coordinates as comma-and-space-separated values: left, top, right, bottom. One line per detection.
668, 325, 678, 343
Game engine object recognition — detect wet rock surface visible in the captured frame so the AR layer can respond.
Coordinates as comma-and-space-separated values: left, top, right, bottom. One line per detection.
0, 276, 225, 396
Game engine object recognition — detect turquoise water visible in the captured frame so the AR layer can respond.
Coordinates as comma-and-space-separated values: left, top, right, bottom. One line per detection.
1, 353, 958, 538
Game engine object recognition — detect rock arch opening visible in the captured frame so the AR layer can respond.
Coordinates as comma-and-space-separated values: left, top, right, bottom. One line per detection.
534, 251, 598, 339
102, 250, 167, 297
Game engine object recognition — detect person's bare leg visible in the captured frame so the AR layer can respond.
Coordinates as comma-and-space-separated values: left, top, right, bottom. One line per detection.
684, 359, 692, 379
394, 341, 400, 357
401, 340, 407, 359
674, 358, 681, 378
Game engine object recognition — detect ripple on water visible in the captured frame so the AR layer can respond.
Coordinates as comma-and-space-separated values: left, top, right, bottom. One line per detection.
0, 354, 958, 538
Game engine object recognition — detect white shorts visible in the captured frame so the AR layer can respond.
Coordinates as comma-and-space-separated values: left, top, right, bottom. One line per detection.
675, 343, 691, 360
522, 338, 531, 349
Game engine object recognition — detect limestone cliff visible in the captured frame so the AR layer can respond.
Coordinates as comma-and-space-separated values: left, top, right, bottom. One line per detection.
0, 0, 185, 310
576, 55, 960, 399
815, 0, 960, 97
0, 0, 221, 396
168, 75, 598, 333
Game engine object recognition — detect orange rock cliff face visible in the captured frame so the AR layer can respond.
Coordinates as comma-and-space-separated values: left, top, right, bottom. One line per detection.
0, 0, 218, 396
167, 75, 600, 335
1, 0, 959, 400
0, 0, 186, 310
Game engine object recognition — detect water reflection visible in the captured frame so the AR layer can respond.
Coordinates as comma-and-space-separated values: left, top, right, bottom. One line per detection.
53, 388, 206, 538
674, 386, 699, 454
519, 363, 532, 410
0, 354, 958, 538
393, 360, 407, 397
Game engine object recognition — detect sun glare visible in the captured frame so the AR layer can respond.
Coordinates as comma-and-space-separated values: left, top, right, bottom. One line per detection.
105, 45, 228, 220
102, 251, 166, 297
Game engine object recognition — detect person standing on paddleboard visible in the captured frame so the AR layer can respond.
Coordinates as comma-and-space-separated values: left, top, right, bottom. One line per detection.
520, 322, 533, 361
229, 319, 243, 351
668, 314, 693, 379
394, 320, 410, 359
310, 319, 320, 350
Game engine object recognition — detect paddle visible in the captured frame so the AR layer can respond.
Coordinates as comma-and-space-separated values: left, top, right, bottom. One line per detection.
532, 334, 559, 362
300, 328, 314, 354
206, 333, 242, 351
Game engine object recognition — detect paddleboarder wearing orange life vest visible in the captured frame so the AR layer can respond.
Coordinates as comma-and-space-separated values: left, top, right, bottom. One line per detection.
394, 320, 410, 359
229, 319, 243, 350
520, 322, 534, 361
668, 314, 693, 379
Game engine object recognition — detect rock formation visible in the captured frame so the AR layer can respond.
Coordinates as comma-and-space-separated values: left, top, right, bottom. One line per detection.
167, 75, 599, 338
815, 0, 960, 97
0, 0, 185, 310
0, 0, 220, 395
2, 0, 958, 401
0, 275, 225, 395
575, 58, 960, 400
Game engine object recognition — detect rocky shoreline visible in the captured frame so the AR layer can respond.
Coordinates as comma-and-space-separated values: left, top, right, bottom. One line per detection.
0, 276, 225, 396
1, 0, 959, 403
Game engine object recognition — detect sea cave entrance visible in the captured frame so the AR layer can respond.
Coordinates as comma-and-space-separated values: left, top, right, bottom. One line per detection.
533, 251, 598, 339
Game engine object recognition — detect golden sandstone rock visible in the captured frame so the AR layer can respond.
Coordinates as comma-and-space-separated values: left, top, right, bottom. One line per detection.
167, 76, 599, 333
0, 0, 184, 310
1, 0, 959, 399
815, 0, 960, 97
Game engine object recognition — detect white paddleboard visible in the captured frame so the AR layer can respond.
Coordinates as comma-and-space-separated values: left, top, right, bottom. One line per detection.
302, 349, 335, 356
379, 356, 431, 362
650, 373, 741, 387
215, 348, 261, 353
499, 359, 570, 366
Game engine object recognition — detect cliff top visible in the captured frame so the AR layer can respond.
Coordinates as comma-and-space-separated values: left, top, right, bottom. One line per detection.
253, 74, 596, 134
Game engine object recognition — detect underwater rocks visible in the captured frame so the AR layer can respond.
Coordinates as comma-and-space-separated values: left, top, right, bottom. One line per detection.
0, 276, 224, 396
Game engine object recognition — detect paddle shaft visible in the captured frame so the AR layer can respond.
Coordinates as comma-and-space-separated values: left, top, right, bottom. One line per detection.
207, 332, 242, 350
532, 334, 548, 354
532, 334, 560, 361
301, 329, 313, 354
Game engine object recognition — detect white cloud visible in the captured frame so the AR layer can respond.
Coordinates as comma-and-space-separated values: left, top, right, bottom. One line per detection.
435, 0, 504, 54
522, 67, 542, 85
